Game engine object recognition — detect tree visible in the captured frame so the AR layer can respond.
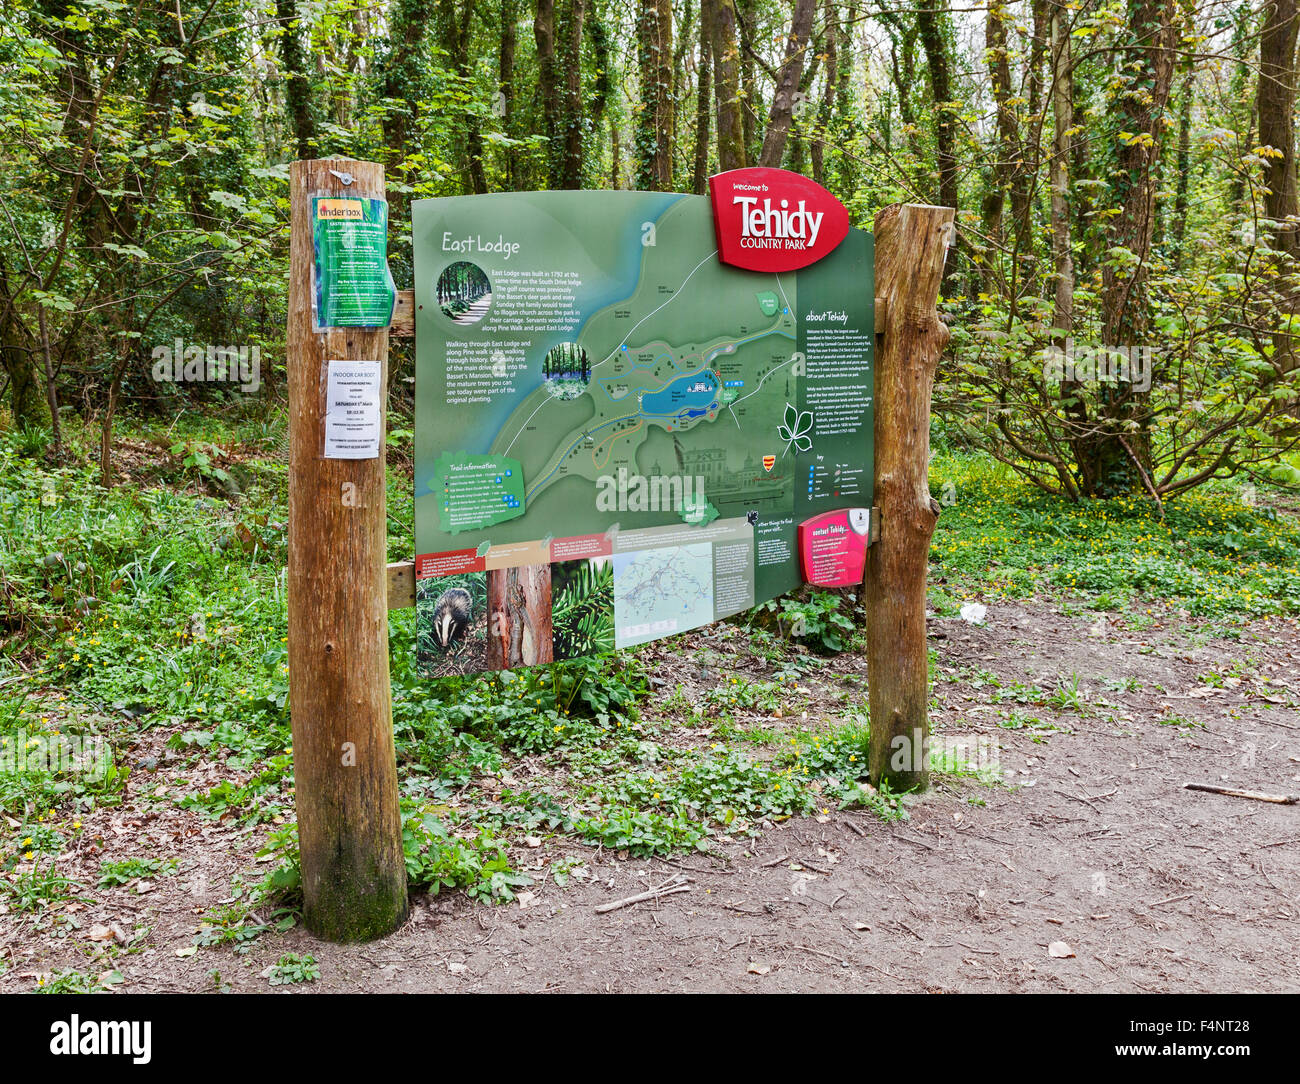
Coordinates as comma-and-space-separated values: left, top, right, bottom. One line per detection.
275, 0, 317, 159
499, 0, 520, 188
691, 9, 713, 191
758, 0, 816, 167
636, 0, 674, 188
916, 0, 958, 272
983, 1, 1017, 254
1050, 3, 1074, 339
702, 0, 746, 171
1086, 0, 1179, 493
558, 0, 588, 188
1257, 0, 1299, 261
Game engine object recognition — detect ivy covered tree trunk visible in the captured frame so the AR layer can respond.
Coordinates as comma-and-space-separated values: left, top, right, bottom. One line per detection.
380, 0, 433, 225
275, 0, 316, 159
1051, 4, 1085, 493
1085, 0, 1178, 495
691, 10, 712, 192
0, 317, 50, 428
588, 6, 613, 177
636, 0, 674, 189
1170, 72, 1193, 259
1258, 0, 1299, 262
534, 0, 559, 180
1017, 0, 1048, 263
983, 0, 1022, 291
1257, 0, 1299, 385
558, 0, 587, 188
702, 0, 746, 171
916, 0, 958, 275
448, 0, 489, 194
1050, 8, 1075, 340
499, 0, 519, 188
758, 0, 816, 168
737, 0, 758, 158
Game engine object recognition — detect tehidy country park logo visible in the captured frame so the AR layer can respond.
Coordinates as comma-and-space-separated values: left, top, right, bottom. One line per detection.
708, 167, 850, 272
49, 1014, 151, 1064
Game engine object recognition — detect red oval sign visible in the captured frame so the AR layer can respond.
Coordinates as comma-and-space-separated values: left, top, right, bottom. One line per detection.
708, 167, 850, 272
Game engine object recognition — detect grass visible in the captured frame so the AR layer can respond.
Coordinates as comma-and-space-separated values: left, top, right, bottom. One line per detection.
1, 415, 1297, 960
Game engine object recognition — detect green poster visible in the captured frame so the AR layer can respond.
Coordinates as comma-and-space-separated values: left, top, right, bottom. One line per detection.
412, 190, 872, 678
312, 196, 396, 328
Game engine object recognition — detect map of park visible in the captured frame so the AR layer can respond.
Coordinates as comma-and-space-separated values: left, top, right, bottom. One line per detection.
612, 543, 714, 648
413, 186, 873, 669
486, 197, 800, 535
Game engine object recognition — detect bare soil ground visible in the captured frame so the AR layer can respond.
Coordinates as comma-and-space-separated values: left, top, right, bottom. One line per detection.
3, 600, 1297, 993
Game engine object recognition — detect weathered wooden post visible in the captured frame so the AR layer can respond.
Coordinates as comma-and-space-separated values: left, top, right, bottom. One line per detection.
287, 158, 408, 940
864, 203, 955, 791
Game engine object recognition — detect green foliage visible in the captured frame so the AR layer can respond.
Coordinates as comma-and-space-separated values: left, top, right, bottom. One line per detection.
0, 854, 86, 913
34, 968, 124, 994
168, 441, 236, 494
930, 453, 1300, 618
551, 560, 614, 659
757, 590, 859, 653
266, 953, 320, 986
402, 811, 534, 902
98, 856, 179, 888
4, 421, 1296, 954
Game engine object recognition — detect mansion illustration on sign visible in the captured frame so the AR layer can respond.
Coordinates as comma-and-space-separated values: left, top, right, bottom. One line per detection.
412, 169, 874, 677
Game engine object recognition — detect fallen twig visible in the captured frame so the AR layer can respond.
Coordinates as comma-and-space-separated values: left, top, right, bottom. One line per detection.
1253, 717, 1299, 731
719, 903, 765, 916
595, 876, 692, 915
1183, 782, 1298, 805
1055, 789, 1103, 812
1148, 892, 1193, 909
956, 941, 999, 954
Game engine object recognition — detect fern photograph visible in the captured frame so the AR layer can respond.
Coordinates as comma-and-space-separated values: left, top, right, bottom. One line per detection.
549, 557, 614, 661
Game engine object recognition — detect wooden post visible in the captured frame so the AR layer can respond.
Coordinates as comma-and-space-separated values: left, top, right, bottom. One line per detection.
287, 158, 408, 941
864, 203, 954, 792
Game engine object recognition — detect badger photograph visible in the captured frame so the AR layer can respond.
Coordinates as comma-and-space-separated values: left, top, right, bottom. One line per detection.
416, 572, 488, 677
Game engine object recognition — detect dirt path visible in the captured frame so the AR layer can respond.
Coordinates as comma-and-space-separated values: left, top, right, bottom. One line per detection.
451, 293, 492, 325
4, 602, 1297, 993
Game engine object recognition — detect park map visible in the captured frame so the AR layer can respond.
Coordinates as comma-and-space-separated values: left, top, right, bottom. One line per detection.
413, 189, 873, 673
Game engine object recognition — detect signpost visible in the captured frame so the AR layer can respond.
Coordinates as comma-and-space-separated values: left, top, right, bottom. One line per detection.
862, 204, 954, 791
287, 157, 952, 942
287, 160, 407, 942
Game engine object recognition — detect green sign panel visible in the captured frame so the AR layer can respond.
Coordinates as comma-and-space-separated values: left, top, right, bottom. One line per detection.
413, 190, 872, 677
311, 196, 396, 328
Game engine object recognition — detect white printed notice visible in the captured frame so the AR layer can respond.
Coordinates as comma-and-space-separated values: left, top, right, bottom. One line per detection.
324, 360, 382, 459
